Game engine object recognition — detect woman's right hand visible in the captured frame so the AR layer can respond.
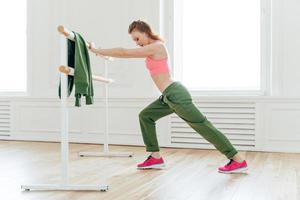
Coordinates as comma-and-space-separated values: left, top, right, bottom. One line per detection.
87, 41, 112, 60
87, 42, 96, 51
87, 41, 102, 57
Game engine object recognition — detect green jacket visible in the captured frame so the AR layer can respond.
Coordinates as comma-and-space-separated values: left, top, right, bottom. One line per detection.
59, 31, 94, 107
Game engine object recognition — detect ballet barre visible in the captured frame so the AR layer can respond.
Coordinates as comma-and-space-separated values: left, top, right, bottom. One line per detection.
21, 25, 135, 192
21, 26, 113, 192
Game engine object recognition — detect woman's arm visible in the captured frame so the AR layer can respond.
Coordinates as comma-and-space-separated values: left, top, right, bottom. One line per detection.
89, 43, 158, 58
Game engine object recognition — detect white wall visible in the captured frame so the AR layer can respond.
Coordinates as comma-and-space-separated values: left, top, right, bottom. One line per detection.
1, 0, 300, 153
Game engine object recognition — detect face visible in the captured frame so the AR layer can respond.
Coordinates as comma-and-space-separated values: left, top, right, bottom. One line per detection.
130, 30, 150, 47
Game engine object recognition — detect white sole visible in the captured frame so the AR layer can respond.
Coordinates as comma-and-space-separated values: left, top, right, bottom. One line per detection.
137, 163, 166, 170
218, 167, 248, 174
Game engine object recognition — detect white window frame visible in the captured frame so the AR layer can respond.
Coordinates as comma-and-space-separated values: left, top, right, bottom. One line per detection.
162, 0, 272, 96
0, 1, 29, 97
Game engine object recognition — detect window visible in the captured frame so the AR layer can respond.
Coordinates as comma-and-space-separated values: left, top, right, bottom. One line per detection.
0, 1, 27, 93
173, 0, 268, 95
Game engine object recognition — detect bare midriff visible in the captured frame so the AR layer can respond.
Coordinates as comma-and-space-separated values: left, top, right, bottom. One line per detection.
151, 73, 174, 93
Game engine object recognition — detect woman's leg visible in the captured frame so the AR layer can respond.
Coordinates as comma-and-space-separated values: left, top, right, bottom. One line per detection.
163, 83, 239, 160
231, 153, 244, 163
139, 97, 174, 156
177, 103, 238, 159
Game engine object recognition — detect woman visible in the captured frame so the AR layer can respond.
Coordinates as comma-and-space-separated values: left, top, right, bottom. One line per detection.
88, 20, 248, 174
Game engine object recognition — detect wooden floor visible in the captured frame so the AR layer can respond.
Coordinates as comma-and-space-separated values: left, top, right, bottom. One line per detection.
0, 141, 299, 200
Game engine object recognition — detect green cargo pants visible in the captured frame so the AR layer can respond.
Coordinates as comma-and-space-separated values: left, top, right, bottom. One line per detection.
139, 81, 238, 159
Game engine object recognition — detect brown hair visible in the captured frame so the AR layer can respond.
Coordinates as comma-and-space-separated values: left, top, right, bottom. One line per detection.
128, 20, 164, 42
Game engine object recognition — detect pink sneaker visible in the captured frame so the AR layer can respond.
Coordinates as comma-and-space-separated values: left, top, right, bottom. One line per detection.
137, 155, 165, 170
218, 159, 248, 174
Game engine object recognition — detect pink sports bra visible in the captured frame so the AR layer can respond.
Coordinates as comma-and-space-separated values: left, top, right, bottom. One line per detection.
145, 56, 170, 76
